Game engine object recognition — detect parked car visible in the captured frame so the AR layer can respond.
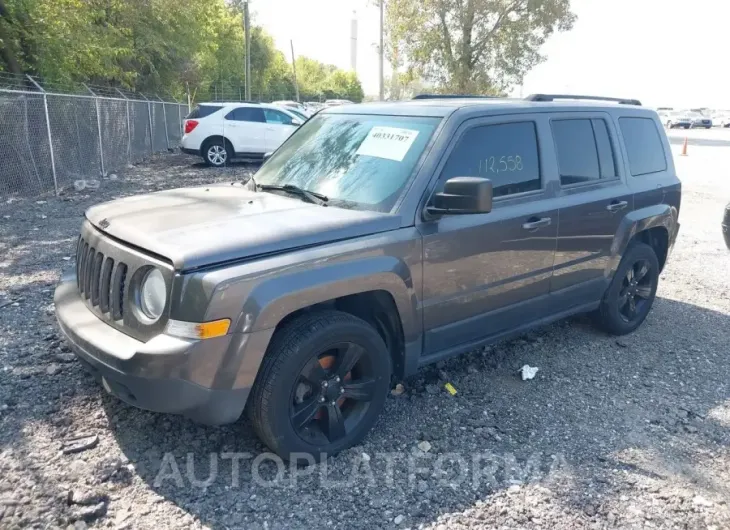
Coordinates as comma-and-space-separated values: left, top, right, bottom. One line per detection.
55, 93, 681, 461
662, 111, 692, 129
181, 102, 304, 167
723, 202, 730, 249
687, 111, 712, 129
324, 99, 353, 107
712, 112, 730, 127
272, 100, 312, 117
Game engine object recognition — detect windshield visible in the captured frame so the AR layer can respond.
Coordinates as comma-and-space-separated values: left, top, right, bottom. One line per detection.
254, 113, 441, 212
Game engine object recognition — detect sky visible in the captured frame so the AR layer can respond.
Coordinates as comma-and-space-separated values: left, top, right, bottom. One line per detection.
254, 0, 730, 109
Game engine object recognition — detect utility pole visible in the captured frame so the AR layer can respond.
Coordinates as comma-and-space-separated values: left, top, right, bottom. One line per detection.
290, 40, 300, 102
379, 0, 384, 101
243, 1, 251, 100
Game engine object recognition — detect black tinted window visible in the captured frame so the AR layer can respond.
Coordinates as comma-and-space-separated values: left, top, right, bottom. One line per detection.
441, 122, 540, 198
552, 119, 600, 184
619, 118, 667, 175
186, 105, 221, 119
592, 119, 617, 178
225, 107, 265, 123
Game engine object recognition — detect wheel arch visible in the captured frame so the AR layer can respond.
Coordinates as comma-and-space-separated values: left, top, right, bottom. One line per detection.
201, 135, 234, 157
608, 203, 677, 276
233, 257, 421, 380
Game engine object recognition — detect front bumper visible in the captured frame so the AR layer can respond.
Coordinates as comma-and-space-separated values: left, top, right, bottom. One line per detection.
54, 275, 270, 425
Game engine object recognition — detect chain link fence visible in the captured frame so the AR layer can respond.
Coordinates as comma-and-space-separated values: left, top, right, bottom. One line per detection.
0, 78, 189, 199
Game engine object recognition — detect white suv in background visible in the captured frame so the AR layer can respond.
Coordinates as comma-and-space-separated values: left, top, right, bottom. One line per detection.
181, 102, 304, 167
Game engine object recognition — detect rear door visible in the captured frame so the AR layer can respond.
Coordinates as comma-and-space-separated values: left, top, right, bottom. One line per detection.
224, 107, 268, 154
263, 108, 298, 151
548, 113, 633, 308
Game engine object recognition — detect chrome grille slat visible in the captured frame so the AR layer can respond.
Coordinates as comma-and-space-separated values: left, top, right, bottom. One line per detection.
84, 248, 95, 299
99, 257, 114, 313
90, 252, 104, 306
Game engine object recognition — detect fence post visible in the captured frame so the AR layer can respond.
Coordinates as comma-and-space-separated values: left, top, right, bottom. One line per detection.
116, 89, 132, 165
27, 76, 59, 195
84, 84, 105, 177
158, 96, 170, 151
142, 95, 153, 155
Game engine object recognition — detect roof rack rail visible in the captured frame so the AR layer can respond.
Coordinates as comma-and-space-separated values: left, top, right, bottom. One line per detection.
413, 94, 500, 100
525, 94, 642, 106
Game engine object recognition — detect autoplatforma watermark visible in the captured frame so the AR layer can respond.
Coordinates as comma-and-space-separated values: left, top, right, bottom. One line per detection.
153, 450, 570, 490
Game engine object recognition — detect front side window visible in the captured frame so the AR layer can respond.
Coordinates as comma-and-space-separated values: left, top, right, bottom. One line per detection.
619, 117, 667, 176
255, 114, 441, 212
264, 109, 294, 125
440, 122, 541, 198
552, 118, 617, 185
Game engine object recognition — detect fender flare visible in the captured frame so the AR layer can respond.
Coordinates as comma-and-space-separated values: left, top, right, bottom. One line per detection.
237, 255, 420, 343
607, 203, 678, 276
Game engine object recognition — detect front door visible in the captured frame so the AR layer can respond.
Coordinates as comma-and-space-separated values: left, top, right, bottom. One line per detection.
419, 117, 558, 357
263, 108, 298, 152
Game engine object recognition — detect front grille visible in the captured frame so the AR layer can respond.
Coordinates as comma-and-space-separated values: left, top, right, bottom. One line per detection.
76, 237, 128, 319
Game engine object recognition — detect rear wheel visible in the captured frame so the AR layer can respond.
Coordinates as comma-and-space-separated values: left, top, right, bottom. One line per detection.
202, 138, 231, 167
248, 311, 392, 462
592, 242, 659, 335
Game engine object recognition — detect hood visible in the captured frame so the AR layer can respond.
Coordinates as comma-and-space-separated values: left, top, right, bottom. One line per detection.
85, 184, 401, 270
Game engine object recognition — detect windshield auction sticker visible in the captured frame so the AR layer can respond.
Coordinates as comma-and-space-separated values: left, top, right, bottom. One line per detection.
356, 126, 420, 162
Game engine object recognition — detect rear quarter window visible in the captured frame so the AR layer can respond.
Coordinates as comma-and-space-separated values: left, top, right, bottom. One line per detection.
618, 117, 667, 176
186, 105, 222, 119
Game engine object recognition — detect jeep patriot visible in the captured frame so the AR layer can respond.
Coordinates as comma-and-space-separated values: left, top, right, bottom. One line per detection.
55, 94, 681, 460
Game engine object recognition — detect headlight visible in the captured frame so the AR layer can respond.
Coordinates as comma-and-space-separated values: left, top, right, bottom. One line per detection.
139, 268, 166, 320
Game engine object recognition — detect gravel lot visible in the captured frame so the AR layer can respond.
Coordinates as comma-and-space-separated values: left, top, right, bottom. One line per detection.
1, 132, 730, 529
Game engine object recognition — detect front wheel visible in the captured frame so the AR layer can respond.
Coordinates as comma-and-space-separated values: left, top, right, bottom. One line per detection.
248, 311, 392, 462
592, 242, 659, 335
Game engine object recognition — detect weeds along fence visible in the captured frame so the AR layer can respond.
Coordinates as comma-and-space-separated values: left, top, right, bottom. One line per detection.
0, 76, 189, 199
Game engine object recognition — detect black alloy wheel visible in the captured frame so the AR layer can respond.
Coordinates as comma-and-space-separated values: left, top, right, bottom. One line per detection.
248, 311, 391, 461
593, 242, 660, 335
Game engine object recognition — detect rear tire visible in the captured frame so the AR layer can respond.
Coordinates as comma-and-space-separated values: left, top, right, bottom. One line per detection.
202, 138, 231, 167
248, 311, 392, 462
592, 242, 659, 335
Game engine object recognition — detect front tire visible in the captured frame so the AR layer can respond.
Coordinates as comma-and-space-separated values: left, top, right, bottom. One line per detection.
592, 242, 659, 335
248, 311, 392, 462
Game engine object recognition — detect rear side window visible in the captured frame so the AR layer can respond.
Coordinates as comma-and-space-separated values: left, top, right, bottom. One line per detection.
552, 118, 617, 185
186, 105, 221, 119
619, 117, 667, 176
225, 107, 266, 123
441, 122, 541, 198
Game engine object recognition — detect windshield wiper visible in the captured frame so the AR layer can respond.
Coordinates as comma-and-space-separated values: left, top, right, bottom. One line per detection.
257, 184, 329, 206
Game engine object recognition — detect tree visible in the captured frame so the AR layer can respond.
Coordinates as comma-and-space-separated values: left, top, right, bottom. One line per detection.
384, 0, 576, 94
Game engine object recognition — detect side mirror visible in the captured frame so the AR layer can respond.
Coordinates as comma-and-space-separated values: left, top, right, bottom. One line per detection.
291, 118, 303, 126
426, 177, 493, 216
263, 152, 273, 161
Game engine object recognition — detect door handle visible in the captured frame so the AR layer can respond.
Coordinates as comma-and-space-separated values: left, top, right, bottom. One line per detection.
522, 217, 551, 230
606, 200, 628, 212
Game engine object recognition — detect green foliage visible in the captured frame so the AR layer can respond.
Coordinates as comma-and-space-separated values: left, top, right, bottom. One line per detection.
384, 0, 576, 94
0, 0, 364, 102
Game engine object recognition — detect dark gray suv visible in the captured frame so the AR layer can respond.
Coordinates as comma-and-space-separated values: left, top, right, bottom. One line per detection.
55, 94, 681, 460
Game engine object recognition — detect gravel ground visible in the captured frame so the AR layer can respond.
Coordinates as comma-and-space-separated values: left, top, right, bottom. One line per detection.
1, 139, 729, 530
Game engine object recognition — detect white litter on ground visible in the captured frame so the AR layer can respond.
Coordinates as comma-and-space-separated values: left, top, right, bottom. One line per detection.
520, 365, 539, 380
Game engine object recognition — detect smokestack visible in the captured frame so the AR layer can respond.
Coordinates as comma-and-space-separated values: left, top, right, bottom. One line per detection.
350, 10, 358, 73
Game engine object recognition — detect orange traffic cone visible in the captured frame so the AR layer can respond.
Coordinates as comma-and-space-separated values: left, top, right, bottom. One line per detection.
681, 137, 688, 156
